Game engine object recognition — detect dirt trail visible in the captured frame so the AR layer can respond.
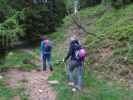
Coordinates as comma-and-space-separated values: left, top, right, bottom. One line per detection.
5, 69, 56, 100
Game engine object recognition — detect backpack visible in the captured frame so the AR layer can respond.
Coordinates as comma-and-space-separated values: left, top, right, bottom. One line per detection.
73, 42, 86, 61
43, 40, 52, 53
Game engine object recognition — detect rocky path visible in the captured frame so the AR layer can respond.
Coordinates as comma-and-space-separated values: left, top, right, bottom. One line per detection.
5, 69, 56, 100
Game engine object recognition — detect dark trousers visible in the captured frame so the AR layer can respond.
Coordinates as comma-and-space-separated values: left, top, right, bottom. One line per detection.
42, 54, 53, 71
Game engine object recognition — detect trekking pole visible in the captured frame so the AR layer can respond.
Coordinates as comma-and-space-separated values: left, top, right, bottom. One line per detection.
54, 60, 64, 65
64, 61, 67, 74
53, 59, 67, 73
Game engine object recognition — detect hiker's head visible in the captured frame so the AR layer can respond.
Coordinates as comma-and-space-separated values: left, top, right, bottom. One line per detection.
42, 35, 48, 40
70, 35, 77, 41
73, 29, 80, 37
75, 32, 80, 37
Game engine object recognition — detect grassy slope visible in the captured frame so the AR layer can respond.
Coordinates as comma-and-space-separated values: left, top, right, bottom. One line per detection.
0, 50, 37, 71
0, 50, 34, 100
81, 4, 133, 82
49, 4, 133, 100
0, 80, 15, 100
0, 50, 38, 99
0, 79, 28, 100
0, 4, 133, 100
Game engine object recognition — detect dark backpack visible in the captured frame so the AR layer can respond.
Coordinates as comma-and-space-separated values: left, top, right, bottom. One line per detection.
73, 41, 86, 61
72, 41, 81, 60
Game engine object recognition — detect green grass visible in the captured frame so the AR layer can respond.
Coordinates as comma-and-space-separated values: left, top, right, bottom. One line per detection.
49, 63, 133, 100
0, 50, 34, 99
62, 3, 133, 81
0, 50, 38, 71
0, 80, 15, 100
85, 4, 133, 63
0, 79, 28, 100
48, 36, 133, 100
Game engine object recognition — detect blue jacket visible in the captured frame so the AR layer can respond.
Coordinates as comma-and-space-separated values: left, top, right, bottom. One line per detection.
40, 40, 52, 55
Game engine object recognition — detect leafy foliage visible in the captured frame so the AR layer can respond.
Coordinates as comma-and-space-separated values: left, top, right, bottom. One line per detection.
0, 13, 24, 49
0, 0, 66, 49
22, 1, 66, 40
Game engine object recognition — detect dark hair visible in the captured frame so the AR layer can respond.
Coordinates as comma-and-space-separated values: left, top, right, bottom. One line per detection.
71, 40, 81, 49
41, 35, 47, 40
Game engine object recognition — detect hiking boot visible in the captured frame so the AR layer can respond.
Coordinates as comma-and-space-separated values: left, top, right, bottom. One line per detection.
43, 69, 46, 71
43, 67, 46, 71
72, 88, 77, 92
68, 82, 74, 86
75, 85, 82, 91
50, 67, 53, 71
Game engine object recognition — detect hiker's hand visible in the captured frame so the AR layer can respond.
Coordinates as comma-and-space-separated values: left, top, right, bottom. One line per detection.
62, 59, 65, 62
62, 59, 64, 62
63, 58, 66, 63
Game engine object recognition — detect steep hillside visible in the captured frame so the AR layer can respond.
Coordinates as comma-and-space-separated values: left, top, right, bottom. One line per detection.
62, 4, 133, 87
48, 4, 133, 100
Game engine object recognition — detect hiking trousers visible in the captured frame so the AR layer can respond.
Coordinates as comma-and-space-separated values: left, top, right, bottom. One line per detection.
42, 53, 53, 71
67, 60, 83, 89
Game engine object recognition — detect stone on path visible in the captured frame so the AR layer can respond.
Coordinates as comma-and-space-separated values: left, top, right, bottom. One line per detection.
0, 75, 3, 79
48, 80, 59, 85
39, 89, 43, 93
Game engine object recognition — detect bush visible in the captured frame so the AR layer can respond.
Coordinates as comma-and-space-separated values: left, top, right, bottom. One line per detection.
0, 13, 24, 49
111, 0, 133, 8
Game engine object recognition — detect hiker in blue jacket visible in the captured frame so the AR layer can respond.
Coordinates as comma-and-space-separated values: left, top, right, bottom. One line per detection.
64, 35, 86, 90
40, 36, 53, 71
